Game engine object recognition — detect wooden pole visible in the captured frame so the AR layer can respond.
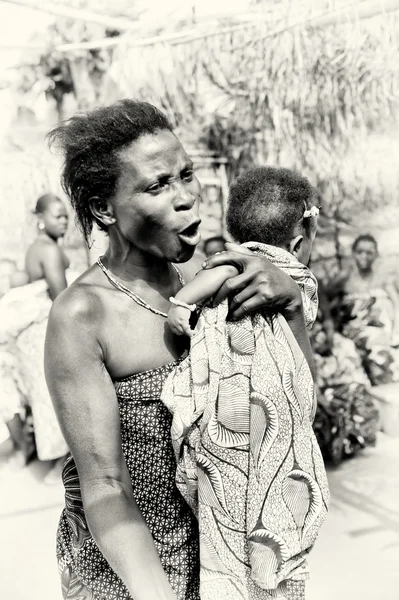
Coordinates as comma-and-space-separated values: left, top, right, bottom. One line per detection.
309, 0, 399, 29
1, 0, 399, 56
0, 0, 141, 31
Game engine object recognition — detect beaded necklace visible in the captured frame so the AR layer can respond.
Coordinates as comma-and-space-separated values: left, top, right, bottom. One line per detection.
96, 257, 184, 319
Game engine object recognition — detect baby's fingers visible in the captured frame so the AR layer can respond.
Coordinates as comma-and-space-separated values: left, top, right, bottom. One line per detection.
168, 319, 193, 338
168, 320, 183, 336
182, 321, 194, 338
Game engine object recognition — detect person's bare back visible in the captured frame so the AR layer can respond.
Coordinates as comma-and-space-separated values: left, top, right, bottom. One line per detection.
25, 237, 69, 283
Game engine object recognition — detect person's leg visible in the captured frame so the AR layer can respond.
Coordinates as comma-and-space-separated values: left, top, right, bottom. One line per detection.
43, 455, 67, 485
0, 415, 26, 474
6, 413, 26, 450
0, 413, 36, 473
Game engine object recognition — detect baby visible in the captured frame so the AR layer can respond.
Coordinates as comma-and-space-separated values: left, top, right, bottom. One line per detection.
162, 166, 329, 600
168, 167, 318, 337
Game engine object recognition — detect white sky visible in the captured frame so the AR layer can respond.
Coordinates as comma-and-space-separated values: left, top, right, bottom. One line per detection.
0, 3, 52, 45
0, 3, 53, 76
0, 0, 250, 74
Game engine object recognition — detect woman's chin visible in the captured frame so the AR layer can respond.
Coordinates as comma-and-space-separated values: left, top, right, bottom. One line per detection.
173, 245, 197, 264
356, 260, 373, 272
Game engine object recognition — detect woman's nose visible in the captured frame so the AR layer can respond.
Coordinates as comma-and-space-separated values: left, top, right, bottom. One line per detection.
174, 183, 196, 211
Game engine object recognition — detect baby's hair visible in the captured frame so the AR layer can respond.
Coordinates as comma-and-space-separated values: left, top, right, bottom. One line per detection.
226, 166, 317, 247
352, 233, 378, 253
34, 194, 62, 214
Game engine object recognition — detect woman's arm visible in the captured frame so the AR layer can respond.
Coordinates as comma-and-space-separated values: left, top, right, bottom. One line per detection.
45, 290, 177, 600
41, 244, 68, 300
202, 243, 316, 379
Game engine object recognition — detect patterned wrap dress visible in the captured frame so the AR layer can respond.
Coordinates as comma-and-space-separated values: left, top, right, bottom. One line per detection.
57, 362, 200, 600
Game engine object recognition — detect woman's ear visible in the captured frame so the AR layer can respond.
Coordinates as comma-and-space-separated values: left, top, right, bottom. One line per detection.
89, 197, 116, 227
289, 235, 303, 257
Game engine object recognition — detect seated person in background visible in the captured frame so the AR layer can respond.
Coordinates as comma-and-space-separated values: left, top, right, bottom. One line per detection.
329, 234, 399, 385
0, 194, 71, 481
163, 167, 329, 600
203, 235, 227, 257
25, 193, 70, 299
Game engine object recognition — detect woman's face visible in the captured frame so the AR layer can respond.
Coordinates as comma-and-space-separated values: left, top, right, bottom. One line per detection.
353, 240, 377, 272
110, 130, 202, 263
40, 201, 69, 240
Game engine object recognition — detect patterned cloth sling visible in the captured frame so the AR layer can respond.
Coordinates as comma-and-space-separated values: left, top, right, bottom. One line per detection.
161, 243, 330, 600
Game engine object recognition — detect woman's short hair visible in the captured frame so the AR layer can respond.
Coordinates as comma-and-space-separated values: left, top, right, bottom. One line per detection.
34, 194, 62, 214
226, 166, 317, 247
352, 234, 378, 253
352, 233, 378, 252
48, 99, 173, 242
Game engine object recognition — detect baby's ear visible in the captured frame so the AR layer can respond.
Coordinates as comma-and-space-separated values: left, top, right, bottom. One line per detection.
289, 235, 303, 257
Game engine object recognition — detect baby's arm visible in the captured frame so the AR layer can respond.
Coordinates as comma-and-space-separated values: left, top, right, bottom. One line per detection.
177, 265, 239, 305
168, 265, 239, 336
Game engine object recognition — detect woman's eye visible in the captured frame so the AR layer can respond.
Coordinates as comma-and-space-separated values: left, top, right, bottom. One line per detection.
182, 170, 194, 181
147, 181, 167, 193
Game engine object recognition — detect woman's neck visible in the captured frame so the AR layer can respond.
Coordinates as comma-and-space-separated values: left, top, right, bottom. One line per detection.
38, 231, 58, 244
356, 266, 374, 280
346, 265, 377, 294
103, 244, 173, 287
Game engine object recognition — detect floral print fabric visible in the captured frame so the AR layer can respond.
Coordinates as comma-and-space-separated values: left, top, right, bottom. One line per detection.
311, 324, 380, 466
161, 244, 330, 600
342, 289, 399, 385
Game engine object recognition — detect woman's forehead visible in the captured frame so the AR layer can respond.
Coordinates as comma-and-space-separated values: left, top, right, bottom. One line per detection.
356, 241, 376, 251
118, 130, 191, 179
47, 201, 67, 216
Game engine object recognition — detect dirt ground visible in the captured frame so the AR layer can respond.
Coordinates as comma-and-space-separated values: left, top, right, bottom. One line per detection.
1, 433, 398, 600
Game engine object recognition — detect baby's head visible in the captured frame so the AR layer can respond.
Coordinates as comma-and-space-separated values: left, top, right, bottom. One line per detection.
226, 166, 319, 265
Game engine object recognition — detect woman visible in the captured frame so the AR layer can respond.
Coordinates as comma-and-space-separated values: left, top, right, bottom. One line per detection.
25, 194, 70, 298
0, 194, 71, 479
45, 99, 316, 600
335, 234, 399, 385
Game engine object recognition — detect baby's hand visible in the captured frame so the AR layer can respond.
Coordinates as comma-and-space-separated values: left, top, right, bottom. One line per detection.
167, 304, 193, 337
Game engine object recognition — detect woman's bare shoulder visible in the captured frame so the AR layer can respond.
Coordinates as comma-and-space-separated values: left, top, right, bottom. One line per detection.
49, 265, 106, 327
26, 237, 61, 255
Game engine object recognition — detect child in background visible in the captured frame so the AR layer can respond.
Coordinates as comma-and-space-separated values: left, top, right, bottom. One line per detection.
203, 235, 227, 258
162, 167, 330, 600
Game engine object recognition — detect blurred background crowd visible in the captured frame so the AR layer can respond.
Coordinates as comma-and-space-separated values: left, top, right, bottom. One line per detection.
0, 1, 399, 599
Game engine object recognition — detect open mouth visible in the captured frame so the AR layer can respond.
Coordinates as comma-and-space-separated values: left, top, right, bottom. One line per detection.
178, 220, 201, 246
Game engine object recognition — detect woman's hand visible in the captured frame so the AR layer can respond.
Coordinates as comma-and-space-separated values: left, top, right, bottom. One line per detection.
202, 243, 302, 320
